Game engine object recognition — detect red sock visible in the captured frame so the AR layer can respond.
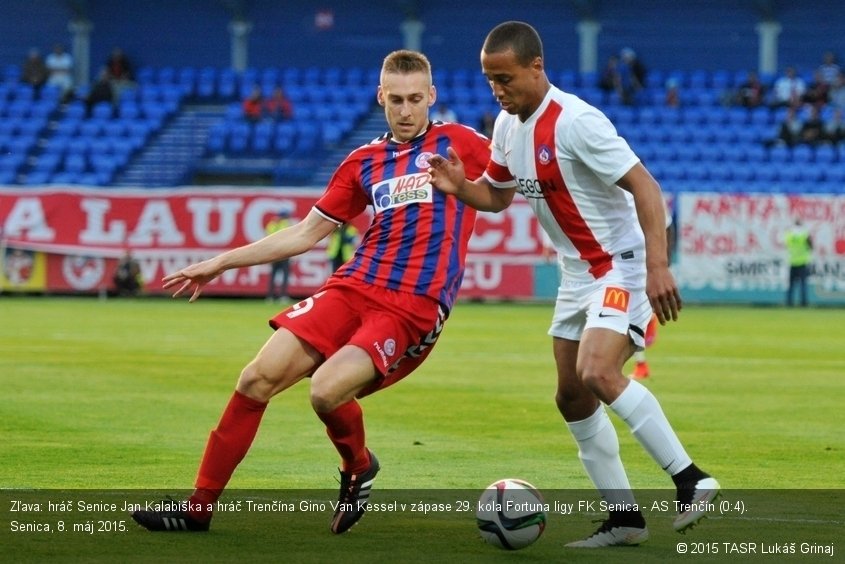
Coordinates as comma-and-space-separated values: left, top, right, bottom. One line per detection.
317, 400, 369, 474
187, 390, 267, 520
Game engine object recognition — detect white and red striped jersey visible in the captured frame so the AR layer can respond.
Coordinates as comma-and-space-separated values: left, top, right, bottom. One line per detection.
483, 86, 643, 280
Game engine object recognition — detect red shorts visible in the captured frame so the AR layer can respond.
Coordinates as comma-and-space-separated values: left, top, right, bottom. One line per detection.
270, 277, 446, 397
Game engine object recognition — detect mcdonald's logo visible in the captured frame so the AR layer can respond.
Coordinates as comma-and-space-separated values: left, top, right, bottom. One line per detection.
602, 287, 630, 312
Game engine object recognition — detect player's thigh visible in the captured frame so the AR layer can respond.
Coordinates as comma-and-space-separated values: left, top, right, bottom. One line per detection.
310, 345, 379, 411
238, 328, 322, 399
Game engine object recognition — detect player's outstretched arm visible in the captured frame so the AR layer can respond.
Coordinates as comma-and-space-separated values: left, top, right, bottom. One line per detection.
617, 163, 681, 324
428, 147, 515, 212
162, 210, 337, 302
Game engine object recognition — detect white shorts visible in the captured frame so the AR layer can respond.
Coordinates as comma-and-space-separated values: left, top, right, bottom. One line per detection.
547, 254, 653, 350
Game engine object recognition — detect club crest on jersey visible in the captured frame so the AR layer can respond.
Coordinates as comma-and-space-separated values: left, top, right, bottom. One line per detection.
602, 286, 630, 312
371, 172, 433, 213
415, 151, 434, 169
537, 144, 553, 165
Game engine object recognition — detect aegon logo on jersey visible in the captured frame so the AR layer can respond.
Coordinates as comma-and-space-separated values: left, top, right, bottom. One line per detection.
371, 172, 433, 214
515, 176, 562, 198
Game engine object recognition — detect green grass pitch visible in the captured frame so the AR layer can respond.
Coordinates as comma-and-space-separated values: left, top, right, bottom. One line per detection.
1, 296, 842, 563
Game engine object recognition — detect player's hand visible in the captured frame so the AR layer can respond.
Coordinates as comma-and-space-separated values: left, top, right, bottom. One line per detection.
162, 259, 222, 302
427, 146, 466, 195
646, 265, 682, 324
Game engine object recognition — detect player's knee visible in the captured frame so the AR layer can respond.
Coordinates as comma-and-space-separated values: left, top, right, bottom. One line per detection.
309, 384, 341, 414
236, 361, 278, 402
578, 364, 621, 402
555, 388, 599, 420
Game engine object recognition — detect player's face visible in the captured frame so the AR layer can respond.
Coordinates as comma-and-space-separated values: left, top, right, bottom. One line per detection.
482, 48, 545, 122
378, 71, 435, 143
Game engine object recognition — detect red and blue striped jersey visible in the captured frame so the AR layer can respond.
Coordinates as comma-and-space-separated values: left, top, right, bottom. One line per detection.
314, 121, 490, 312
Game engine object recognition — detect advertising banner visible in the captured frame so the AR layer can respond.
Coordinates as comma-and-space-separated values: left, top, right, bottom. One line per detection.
677, 192, 845, 305
0, 187, 550, 299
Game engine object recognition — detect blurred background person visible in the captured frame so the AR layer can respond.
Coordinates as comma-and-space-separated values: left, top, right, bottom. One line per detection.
326, 222, 359, 273
113, 249, 142, 296
784, 219, 813, 307
21, 47, 48, 93
264, 209, 292, 301
242, 84, 264, 122
45, 43, 74, 101
264, 85, 293, 120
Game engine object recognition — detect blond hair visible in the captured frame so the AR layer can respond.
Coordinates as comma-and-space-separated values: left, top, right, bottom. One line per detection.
381, 50, 432, 85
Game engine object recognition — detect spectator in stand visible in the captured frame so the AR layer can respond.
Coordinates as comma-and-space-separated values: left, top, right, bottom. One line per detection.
817, 51, 841, 85
597, 55, 621, 95
823, 108, 844, 144
827, 71, 845, 110
85, 68, 115, 118
803, 69, 830, 109
264, 86, 293, 120
21, 48, 48, 93
736, 70, 766, 108
45, 43, 74, 100
104, 47, 135, 101
618, 47, 647, 105
774, 105, 803, 147
664, 78, 681, 108
800, 105, 825, 146
772, 66, 806, 108
242, 84, 264, 122
431, 102, 457, 122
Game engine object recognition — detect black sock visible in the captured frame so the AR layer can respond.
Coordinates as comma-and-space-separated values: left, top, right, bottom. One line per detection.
672, 462, 708, 488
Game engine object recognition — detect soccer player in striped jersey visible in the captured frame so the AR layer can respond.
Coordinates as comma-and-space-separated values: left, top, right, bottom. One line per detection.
131, 50, 490, 534
428, 21, 719, 548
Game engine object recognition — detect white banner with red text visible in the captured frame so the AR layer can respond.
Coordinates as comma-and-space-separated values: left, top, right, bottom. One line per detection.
676, 192, 845, 304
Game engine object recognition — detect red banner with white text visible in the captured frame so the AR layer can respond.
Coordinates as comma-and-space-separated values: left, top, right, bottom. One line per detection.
0, 187, 549, 299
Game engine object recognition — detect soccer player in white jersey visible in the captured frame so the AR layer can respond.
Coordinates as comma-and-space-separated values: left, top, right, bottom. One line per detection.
428, 21, 719, 548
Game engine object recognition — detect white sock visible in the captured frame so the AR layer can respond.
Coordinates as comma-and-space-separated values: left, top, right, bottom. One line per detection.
609, 379, 691, 476
633, 350, 646, 363
566, 405, 638, 507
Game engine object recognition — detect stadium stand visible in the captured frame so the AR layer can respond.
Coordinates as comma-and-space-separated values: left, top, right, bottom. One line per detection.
1, 63, 845, 192
0, 1, 843, 193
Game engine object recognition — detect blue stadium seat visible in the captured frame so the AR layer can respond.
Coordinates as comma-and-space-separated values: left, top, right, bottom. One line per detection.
731, 163, 757, 183
779, 163, 804, 183
745, 144, 767, 162
157, 66, 176, 85
92, 102, 114, 120
654, 106, 682, 125
792, 144, 814, 163
24, 171, 52, 185
769, 144, 792, 163
697, 144, 723, 162
342, 67, 364, 87
798, 164, 825, 182
31, 152, 62, 175
177, 67, 197, 96
136, 66, 155, 85
815, 144, 836, 164
64, 154, 87, 174
217, 69, 237, 99
674, 144, 701, 162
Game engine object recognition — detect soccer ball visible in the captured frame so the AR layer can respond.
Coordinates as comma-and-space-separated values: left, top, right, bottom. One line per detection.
476, 478, 547, 550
